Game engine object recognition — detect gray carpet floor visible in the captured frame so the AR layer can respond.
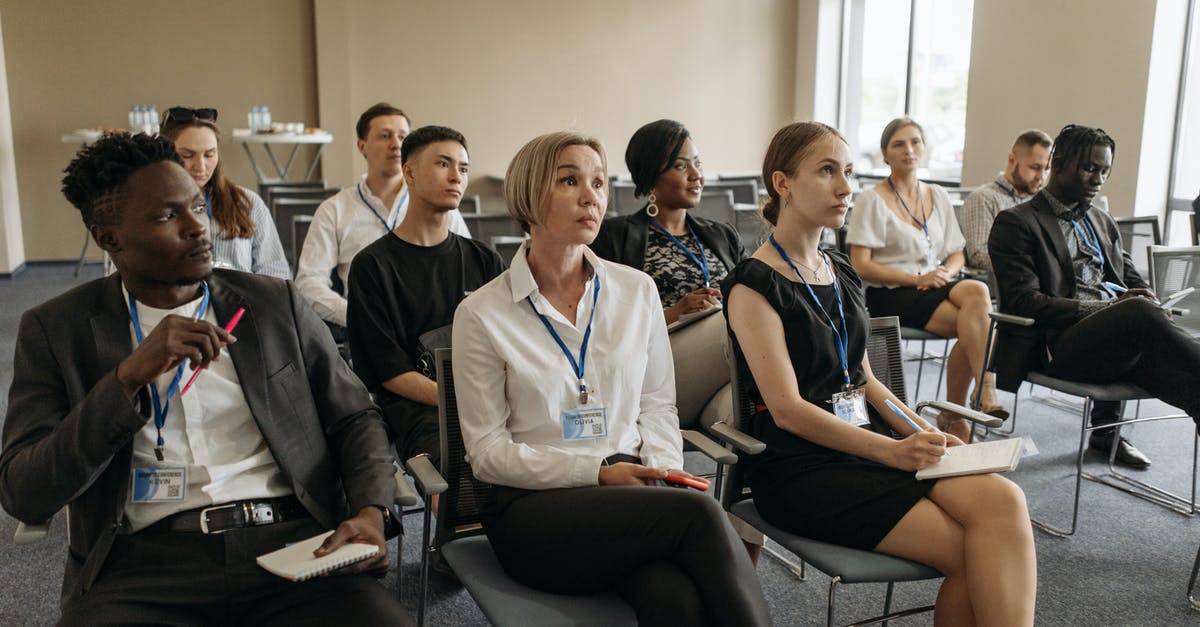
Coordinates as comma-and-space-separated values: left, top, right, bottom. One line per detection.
2, 263, 1200, 626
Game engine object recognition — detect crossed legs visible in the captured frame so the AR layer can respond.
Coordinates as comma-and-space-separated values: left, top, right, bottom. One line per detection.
925, 279, 1000, 440
875, 474, 1036, 627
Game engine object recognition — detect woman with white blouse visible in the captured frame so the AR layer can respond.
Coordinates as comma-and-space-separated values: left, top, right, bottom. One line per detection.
160, 107, 290, 279
452, 131, 771, 626
846, 117, 1004, 440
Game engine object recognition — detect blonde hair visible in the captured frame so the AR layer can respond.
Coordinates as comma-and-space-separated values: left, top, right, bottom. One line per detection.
761, 122, 845, 226
504, 131, 607, 232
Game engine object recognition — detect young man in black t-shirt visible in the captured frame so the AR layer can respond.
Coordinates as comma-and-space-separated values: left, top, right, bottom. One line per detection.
348, 126, 504, 466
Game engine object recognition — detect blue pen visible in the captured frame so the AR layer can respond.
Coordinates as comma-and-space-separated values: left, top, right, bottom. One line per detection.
885, 399, 949, 456
1102, 281, 1127, 295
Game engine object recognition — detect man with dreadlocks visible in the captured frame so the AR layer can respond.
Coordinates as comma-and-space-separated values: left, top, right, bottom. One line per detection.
989, 124, 1200, 469
0, 132, 412, 624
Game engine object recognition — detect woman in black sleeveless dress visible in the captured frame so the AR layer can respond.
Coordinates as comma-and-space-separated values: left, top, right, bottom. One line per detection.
723, 122, 1036, 627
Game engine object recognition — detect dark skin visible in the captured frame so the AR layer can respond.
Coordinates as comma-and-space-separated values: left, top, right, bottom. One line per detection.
1043, 144, 1156, 303
93, 161, 388, 575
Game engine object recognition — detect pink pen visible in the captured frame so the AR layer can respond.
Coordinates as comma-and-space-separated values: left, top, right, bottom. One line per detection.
180, 307, 245, 395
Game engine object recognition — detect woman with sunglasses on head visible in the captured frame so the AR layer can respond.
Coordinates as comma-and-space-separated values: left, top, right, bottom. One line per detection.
592, 119, 745, 324
725, 121, 1035, 627
845, 117, 1004, 440
452, 131, 771, 626
159, 106, 291, 279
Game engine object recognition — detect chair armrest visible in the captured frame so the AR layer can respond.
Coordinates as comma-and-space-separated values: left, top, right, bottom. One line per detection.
681, 429, 737, 465
989, 312, 1034, 326
404, 454, 448, 496
709, 421, 766, 455
961, 267, 990, 282
915, 400, 1004, 428
393, 467, 419, 507
13, 521, 49, 546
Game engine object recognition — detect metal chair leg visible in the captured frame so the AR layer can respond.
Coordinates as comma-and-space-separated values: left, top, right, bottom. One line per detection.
827, 576, 841, 627
881, 582, 894, 627
1030, 396, 1092, 537
417, 502, 434, 626
1189, 541, 1200, 610
934, 339, 949, 399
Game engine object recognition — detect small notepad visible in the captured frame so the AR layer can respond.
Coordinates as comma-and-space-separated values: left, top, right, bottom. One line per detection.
915, 437, 1023, 480
256, 530, 379, 581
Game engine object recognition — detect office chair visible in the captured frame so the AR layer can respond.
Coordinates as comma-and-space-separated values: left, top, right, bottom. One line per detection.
977, 311, 1197, 537
1148, 245, 1200, 337
712, 316, 1000, 627
1115, 216, 1162, 278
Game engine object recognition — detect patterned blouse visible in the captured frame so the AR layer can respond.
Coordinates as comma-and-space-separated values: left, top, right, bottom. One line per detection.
643, 227, 729, 307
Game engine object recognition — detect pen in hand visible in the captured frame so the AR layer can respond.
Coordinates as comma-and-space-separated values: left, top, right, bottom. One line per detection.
884, 399, 949, 456
180, 307, 245, 395
1102, 281, 1126, 295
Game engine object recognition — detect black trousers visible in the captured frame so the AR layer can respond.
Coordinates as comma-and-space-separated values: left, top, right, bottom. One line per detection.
483, 485, 772, 627
58, 517, 411, 627
1044, 297, 1200, 423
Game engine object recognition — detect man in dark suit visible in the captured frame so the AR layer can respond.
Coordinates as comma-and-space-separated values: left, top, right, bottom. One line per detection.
0, 133, 411, 625
989, 124, 1200, 469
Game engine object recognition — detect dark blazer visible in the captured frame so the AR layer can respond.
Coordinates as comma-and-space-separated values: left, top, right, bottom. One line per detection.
591, 205, 747, 284
0, 270, 394, 605
987, 192, 1148, 391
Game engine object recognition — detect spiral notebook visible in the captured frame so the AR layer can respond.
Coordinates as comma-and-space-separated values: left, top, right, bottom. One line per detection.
256, 530, 379, 581
915, 437, 1023, 480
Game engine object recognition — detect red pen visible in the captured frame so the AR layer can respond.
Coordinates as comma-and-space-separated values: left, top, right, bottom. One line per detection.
180, 307, 245, 395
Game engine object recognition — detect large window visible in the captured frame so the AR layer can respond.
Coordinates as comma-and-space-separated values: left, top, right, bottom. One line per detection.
839, 0, 974, 182
1168, 0, 1200, 243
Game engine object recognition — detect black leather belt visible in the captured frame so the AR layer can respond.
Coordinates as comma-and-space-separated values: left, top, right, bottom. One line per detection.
157, 496, 308, 534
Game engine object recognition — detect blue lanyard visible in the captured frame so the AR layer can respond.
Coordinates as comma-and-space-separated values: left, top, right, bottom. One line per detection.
769, 235, 852, 388
887, 177, 928, 238
526, 274, 601, 403
357, 184, 407, 232
649, 219, 711, 287
994, 180, 1018, 203
1070, 216, 1105, 268
204, 189, 213, 222
128, 282, 211, 460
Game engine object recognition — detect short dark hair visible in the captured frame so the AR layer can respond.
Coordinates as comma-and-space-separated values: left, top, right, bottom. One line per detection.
355, 102, 409, 140
61, 132, 182, 227
401, 125, 467, 164
1050, 124, 1115, 173
625, 119, 691, 198
1012, 129, 1052, 151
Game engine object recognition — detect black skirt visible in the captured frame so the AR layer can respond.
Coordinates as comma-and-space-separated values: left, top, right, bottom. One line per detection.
865, 282, 957, 329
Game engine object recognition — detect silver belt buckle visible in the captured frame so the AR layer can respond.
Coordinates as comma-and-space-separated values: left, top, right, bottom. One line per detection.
198, 503, 238, 534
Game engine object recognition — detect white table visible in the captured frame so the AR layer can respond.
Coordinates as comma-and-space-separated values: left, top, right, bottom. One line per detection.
231, 129, 333, 183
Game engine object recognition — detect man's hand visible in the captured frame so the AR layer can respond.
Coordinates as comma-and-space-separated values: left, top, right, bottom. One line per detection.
116, 315, 237, 398
598, 462, 667, 486
1117, 287, 1159, 303
314, 506, 390, 577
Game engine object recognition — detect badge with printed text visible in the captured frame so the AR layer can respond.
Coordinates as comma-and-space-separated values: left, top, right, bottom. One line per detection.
562, 389, 608, 440
130, 467, 187, 503
832, 387, 870, 427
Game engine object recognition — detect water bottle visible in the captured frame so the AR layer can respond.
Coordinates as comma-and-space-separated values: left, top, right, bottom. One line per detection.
150, 105, 159, 134
261, 106, 272, 132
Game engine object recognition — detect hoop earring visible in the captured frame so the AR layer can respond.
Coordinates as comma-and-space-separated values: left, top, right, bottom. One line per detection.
646, 191, 659, 218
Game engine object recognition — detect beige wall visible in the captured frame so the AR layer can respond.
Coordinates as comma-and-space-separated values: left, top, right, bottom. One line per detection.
315, 0, 798, 209
1, 0, 318, 261
0, 10, 23, 273
961, 0, 1159, 218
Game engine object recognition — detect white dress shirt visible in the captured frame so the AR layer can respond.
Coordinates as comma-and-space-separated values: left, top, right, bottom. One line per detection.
452, 243, 683, 490
295, 176, 471, 326
846, 185, 966, 288
121, 285, 291, 532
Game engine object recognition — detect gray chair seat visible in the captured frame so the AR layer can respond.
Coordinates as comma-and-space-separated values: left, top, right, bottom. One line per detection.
1025, 372, 1151, 401
729, 500, 941, 584
442, 535, 636, 626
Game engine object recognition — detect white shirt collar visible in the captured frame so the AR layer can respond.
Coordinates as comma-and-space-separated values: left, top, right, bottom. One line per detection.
508, 241, 608, 303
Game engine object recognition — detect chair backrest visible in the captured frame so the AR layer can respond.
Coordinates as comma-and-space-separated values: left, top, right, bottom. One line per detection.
668, 309, 730, 430
703, 180, 758, 205
491, 235, 527, 265
273, 197, 323, 262
691, 189, 736, 226
609, 181, 640, 215
458, 194, 481, 214
462, 213, 525, 245
434, 348, 492, 547
1148, 245, 1200, 336
259, 180, 326, 205
1115, 216, 1161, 278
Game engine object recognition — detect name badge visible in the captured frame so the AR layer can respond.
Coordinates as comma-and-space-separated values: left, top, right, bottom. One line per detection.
130, 467, 187, 503
563, 390, 608, 441
832, 387, 870, 427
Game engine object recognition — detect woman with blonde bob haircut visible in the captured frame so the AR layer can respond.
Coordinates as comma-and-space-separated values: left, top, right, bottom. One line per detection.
724, 121, 1036, 626
452, 131, 771, 626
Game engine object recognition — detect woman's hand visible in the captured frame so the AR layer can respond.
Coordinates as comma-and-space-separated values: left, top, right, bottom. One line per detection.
598, 462, 667, 486
886, 430, 948, 471
914, 267, 952, 291
670, 287, 720, 316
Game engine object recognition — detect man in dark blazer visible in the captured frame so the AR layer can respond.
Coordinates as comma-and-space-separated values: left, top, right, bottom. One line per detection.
0, 133, 411, 624
989, 124, 1200, 469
